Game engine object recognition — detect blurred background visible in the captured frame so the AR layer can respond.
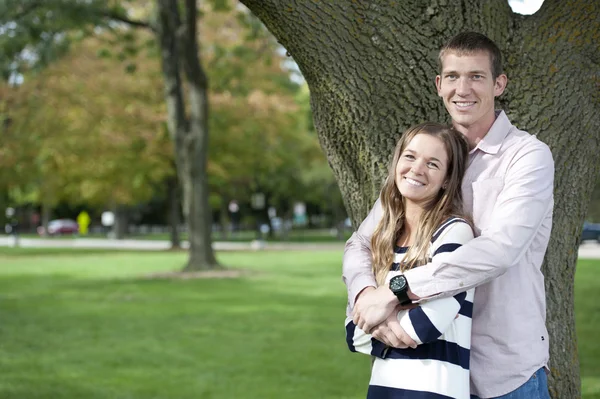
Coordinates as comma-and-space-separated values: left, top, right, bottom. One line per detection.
0, 2, 352, 248
1, 1, 599, 398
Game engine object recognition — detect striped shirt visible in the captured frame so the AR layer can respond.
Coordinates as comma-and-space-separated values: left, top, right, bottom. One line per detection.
345, 219, 475, 399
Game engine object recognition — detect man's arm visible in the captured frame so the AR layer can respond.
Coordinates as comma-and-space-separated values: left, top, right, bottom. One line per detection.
343, 198, 403, 331
405, 142, 554, 298
342, 198, 382, 313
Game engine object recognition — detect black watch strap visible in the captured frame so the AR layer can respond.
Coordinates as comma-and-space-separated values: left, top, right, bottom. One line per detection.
395, 290, 411, 306
389, 275, 411, 306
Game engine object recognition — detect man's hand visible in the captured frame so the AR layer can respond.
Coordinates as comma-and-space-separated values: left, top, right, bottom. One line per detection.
371, 307, 418, 349
352, 285, 398, 333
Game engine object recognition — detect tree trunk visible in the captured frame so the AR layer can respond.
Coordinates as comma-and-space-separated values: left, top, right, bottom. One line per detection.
219, 200, 229, 240
238, 1, 600, 397
113, 204, 128, 240
155, 0, 219, 271
167, 175, 181, 249
41, 202, 51, 235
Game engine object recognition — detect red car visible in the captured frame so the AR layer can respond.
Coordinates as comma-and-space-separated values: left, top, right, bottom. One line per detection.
37, 219, 79, 236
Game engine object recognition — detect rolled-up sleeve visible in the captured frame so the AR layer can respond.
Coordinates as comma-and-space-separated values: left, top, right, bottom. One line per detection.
342, 198, 382, 313
405, 141, 555, 298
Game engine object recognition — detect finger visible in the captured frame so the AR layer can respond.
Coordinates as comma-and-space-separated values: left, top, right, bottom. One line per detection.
351, 305, 359, 322
388, 321, 418, 349
384, 330, 401, 348
357, 318, 373, 334
403, 332, 418, 349
356, 317, 363, 330
352, 306, 362, 325
372, 327, 391, 346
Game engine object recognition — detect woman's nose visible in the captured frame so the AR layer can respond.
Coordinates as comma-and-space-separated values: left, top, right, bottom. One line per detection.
411, 161, 425, 175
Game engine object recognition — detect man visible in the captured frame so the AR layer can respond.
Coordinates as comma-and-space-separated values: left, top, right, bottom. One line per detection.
343, 32, 554, 399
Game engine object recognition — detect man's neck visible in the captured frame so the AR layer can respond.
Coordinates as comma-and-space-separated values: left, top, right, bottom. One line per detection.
453, 111, 498, 149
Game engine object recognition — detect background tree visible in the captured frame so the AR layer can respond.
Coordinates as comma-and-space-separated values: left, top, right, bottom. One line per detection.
1, 0, 238, 270
236, 1, 600, 397
0, 35, 173, 236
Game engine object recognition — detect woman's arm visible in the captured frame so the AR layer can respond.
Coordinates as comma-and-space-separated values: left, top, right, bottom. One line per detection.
344, 317, 388, 358
390, 221, 475, 345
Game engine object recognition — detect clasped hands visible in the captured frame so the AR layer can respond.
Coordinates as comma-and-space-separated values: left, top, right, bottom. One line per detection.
351, 286, 417, 349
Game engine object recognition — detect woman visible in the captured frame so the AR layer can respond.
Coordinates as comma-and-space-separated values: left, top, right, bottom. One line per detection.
345, 122, 474, 399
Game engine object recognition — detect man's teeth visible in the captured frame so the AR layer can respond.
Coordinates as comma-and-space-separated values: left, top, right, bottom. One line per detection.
405, 178, 424, 187
455, 101, 475, 108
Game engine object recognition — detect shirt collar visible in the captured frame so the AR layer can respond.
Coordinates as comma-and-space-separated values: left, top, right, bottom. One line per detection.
472, 110, 512, 155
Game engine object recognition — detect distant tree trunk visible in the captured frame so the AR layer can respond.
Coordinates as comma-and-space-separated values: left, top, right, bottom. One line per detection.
41, 202, 51, 235
219, 200, 230, 240
155, 0, 219, 270
167, 176, 181, 249
113, 204, 128, 240
239, 1, 600, 397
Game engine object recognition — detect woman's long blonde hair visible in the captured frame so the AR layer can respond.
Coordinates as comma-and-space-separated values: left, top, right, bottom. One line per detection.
371, 122, 470, 285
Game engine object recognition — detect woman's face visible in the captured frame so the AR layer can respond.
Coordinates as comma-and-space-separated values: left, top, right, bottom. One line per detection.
395, 133, 449, 208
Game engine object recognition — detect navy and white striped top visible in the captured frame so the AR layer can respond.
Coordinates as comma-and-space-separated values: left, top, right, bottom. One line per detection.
345, 218, 475, 399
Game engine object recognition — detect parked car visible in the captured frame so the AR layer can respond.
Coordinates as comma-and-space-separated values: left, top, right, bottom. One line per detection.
37, 219, 79, 236
581, 222, 600, 243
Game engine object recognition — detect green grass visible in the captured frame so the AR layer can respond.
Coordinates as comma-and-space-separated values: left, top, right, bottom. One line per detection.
0, 248, 369, 398
0, 248, 597, 398
576, 259, 600, 398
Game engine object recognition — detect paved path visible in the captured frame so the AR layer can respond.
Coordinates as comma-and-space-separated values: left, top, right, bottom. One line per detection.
0, 236, 345, 252
575, 242, 600, 259
2, 236, 600, 259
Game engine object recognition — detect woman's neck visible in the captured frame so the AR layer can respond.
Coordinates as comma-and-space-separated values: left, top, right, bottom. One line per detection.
398, 202, 423, 247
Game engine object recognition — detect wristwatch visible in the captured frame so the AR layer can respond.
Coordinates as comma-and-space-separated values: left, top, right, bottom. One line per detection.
389, 275, 411, 306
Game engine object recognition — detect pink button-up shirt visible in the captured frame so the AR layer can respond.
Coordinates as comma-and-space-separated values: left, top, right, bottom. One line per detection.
342, 111, 554, 398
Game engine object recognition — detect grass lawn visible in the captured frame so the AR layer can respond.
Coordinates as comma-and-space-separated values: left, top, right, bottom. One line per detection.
575, 259, 600, 398
0, 248, 597, 398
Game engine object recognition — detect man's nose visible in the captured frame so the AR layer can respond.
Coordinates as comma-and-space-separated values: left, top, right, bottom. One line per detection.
456, 78, 471, 95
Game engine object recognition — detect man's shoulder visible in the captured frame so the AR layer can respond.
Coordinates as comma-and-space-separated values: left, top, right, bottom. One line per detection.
501, 123, 553, 161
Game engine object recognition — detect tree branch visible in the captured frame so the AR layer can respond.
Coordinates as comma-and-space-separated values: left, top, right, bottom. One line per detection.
99, 9, 154, 32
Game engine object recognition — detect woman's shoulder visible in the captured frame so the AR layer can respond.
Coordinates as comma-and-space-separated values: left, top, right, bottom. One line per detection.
431, 216, 474, 245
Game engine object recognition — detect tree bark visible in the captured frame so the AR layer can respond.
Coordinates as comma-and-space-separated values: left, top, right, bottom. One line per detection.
238, 0, 600, 397
155, 0, 219, 270
166, 175, 181, 249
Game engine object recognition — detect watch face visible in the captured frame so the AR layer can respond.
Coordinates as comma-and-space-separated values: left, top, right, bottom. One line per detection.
390, 275, 406, 292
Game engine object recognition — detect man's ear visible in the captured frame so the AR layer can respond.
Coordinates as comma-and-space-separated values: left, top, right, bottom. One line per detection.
494, 74, 508, 97
435, 75, 442, 96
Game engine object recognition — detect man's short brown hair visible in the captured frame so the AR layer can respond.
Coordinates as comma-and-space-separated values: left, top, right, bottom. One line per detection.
439, 32, 503, 79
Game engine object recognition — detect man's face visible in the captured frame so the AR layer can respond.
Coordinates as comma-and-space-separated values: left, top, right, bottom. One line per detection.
435, 51, 507, 135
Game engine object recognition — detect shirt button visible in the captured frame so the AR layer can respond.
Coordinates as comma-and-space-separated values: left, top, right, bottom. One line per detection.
459, 282, 464, 287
